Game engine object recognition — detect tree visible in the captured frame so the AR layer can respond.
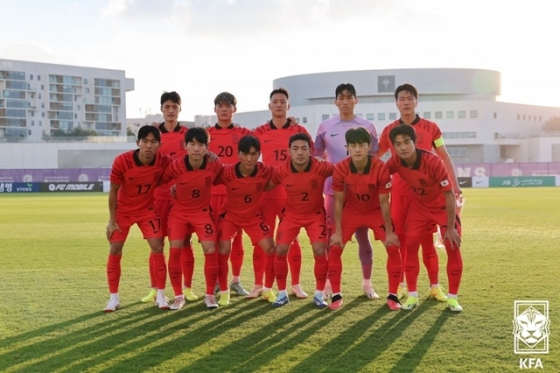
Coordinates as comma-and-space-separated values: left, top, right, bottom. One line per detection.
542, 116, 560, 133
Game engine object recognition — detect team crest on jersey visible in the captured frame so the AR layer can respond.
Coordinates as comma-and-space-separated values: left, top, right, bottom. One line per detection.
368, 183, 377, 191
416, 132, 424, 145
205, 176, 212, 187
441, 180, 449, 187
256, 182, 263, 191
311, 179, 318, 189
232, 134, 239, 144
419, 178, 428, 187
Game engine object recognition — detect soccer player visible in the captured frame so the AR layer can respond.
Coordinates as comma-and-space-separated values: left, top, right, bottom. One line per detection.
208, 92, 253, 296
160, 127, 223, 310
386, 124, 463, 312
377, 83, 462, 301
329, 128, 402, 310
314, 83, 380, 299
268, 133, 334, 308
215, 135, 277, 306
142, 91, 198, 305
104, 125, 172, 312
252, 88, 312, 299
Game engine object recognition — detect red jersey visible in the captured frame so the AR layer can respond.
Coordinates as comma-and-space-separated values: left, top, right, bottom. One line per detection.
207, 123, 253, 195
253, 119, 313, 199
215, 162, 274, 220
271, 157, 334, 215
110, 150, 171, 215
154, 122, 189, 200
386, 149, 452, 210
332, 156, 392, 214
379, 115, 444, 197
161, 155, 223, 213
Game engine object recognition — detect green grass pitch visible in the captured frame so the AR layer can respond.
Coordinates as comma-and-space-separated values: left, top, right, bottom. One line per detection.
0, 188, 559, 372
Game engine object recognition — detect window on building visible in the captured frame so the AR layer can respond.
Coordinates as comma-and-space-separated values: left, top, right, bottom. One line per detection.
458, 110, 466, 119
423, 112, 431, 119
38, 75, 41, 80
41, 103, 45, 108
28, 129, 32, 135
378, 113, 386, 121
39, 121, 42, 126
447, 147, 468, 156
31, 120, 35, 126
30, 74, 34, 80
41, 84, 44, 90
389, 112, 397, 120
366, 113, 374, 121
435, 111, 442, 119
303, 117, 307, 124
84, 78, 88, 85
42, 112, 45, 117
494, 112, 497, 119
446, 111, 454, 119
322, 114, 329, 121
74, 113, 78, 119
470, 110, 478, 118
86, 87, 90, 93
517, 114, 520, 120
442, 132, 477, 139
38, 93, 41, 99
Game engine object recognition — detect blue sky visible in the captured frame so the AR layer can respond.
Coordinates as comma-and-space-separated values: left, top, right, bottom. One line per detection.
1, 0, 558, 120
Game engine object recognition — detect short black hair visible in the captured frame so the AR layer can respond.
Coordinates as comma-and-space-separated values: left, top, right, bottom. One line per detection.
138, 125, 161, 142
270, 88, 289, 100
185, 127, 210, 145
335, 83, 356, 98
345, 127, 371, 145
394, 84, 418, 100
214, 92, 237, 107
238, 135, 261, 153
389, 124, 416, 144
160, 91, 181, 106
289, 133, 311, 147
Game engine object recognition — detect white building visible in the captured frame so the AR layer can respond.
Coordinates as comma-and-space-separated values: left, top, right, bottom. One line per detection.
0, 59, 134, 141
197, 68, 560, 163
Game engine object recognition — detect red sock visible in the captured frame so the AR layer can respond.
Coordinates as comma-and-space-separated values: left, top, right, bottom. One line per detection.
421, 234, 439, 285
398, 234, 406, 283
445, 243, 463, 294
264, 252, 275, 289
107, 254, 122, 293
148, 253, 156, 288
386, 245, 402, 294
151, 252, 167, 290
204, 252, 218, 295
253, 244, 265, 286
168, 248, 182, 296
314, 254, 328, 291
181, 244, 195, 288
274, 254, 288, 291
405, 236, 421, 292
230, 230, 244, 277
287, 240, 302, 285
327, 245, 343, 294
218, 253, 230, 291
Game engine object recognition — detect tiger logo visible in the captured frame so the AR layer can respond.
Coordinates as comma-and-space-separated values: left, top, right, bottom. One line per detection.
512, 306, 550, 348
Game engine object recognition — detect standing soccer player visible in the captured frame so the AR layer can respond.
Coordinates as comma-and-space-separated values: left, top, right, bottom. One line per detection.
314, 83, 380, 299
268, 133, 334, 308
329, 128, 402, 310
377, 83, 462, 301
142, 91, 198, 305
215, 135, 277, 306
252, 88, 312, 299
104, 125, 172, 312
386, 125, 463, 312
208, 92, 253, 296
161, 127, 223, 310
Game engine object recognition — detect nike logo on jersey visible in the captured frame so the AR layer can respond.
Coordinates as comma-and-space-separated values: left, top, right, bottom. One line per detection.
180, 182, 189, 185
264, 140, 272, 143
330, 133, 339, 137
231, 187, 239, 190
286, 184, 295, 187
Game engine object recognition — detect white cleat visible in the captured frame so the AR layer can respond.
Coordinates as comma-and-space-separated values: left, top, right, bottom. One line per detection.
291, 284, 309, 299
103, 295, 121, 313
155, 292, 170, 310
205, 295, 219, 309
170, 296, 186, 310
363, 285, 380, 300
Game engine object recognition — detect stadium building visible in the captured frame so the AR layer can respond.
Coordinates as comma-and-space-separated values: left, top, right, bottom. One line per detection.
0, 59, 134, 141
198, 68, 560, 163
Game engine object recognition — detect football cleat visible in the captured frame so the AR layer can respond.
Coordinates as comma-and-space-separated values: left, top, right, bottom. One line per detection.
170, 296, 186, 310
141, 289, 157, 303
183, 287, 199, 301
272, 293, 289, 308
230, 282, 249, 296
429, 286, 448, 302
397, 284, 408, 300
387, 294, 401, 311
262, 289, 277, 303
313, 294, 328, 309
402, 296, 419, 310
329, 294, 343, 310
205, 295, 219, 309
155, 293, 170, 310
218, 291, 230, 306
363, 285, 380, 300
447, 298, 463, 312
103, 295, 121, 313
290, 284, 309, 299
246, 285, 263, 299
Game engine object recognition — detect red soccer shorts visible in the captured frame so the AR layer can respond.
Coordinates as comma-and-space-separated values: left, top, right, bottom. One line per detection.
218, 211, 272, 245
276, 210, 327, 245
391, 194, 437, 235
110, 209, 164, 242
340, 210, 390, 245
168, 206, 216, 242
405, 207, 462, 238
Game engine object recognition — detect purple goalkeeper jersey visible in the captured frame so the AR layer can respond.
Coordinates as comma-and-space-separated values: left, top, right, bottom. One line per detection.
313, 115, 379, 195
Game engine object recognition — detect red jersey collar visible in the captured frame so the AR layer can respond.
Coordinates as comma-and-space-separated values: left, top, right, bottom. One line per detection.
214, 123, 235, 130
235, 163, 259, 178
399, 149, 423, 170
133, 149, 157, 166
269, 119, 291, 130
185, 155, 208, 170
290, 157, 313, 173
159, 122, 182, 133
399, 115, 421, 125
350, 155, 372, 174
